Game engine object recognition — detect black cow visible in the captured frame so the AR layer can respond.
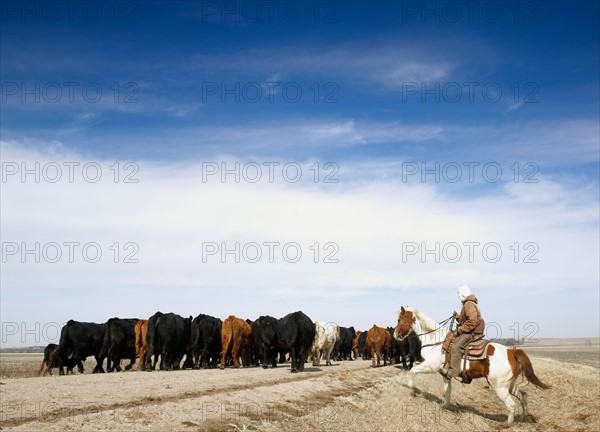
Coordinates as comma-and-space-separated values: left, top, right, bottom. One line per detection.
333, 326, 356, 361
388, 327, 400, 364
144, 312, 164, 370
396, 329, 423, 370
145, 312, 192, 371
190, 314, 222, 368
245, 318, 260, 366
56, 320, 106, 375
277, 311, 315, 373
358, 331, 371, 360
100, 318, 139, 372
38, 343, 79, 376
251, 315, 279, 368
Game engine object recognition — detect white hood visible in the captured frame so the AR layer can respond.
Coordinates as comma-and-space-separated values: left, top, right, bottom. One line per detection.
457, 284, 471, 302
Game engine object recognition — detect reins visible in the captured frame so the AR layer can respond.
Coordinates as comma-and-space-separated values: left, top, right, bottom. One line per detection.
410, 315, 456, 348
396, 313, 456, 348
415, 315, 454, 337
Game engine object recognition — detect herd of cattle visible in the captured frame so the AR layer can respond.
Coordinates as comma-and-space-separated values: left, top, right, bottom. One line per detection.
39, 311, 423, 376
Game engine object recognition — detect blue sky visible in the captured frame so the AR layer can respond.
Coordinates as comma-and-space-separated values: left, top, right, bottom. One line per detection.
1, 1, 599, 345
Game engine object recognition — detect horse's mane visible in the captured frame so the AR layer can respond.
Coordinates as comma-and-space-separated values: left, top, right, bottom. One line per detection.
404, 306, 449, 344
408, 308, 438, 331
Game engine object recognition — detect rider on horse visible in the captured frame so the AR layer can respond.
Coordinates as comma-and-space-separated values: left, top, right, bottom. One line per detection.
441, 284, 485, 379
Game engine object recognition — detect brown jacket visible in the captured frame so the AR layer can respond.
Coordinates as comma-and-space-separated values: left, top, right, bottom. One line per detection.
457, 294, 485, 335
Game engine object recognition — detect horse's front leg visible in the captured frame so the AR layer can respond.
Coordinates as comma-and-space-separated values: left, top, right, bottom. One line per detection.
406, 356, 441, 395
442, 377, 452, 408
407, 369, 416, 394
406, 362, 439, 396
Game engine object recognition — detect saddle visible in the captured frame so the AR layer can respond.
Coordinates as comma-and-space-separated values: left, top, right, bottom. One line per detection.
441, 334, 489, 385
442, 334, 489, 366
465, 336, 489, 359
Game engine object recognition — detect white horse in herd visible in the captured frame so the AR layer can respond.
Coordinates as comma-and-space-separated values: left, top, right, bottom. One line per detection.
394, 306, 550, 425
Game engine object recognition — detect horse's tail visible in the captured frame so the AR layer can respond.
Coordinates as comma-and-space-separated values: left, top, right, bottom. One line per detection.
508, 348, 550, 390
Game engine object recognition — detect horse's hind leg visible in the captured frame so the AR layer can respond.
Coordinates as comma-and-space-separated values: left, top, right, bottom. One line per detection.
521, 391, 529, 419
511, 384, 528, 419
493, 384, 516, 425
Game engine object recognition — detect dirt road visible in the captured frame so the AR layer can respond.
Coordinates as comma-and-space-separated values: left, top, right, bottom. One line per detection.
1, 354, 599, 431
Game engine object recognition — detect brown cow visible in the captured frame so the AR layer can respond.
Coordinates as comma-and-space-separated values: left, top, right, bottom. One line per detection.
220, 315, 252, 369
134, 320, 148, 370
134, 319, 160, 371
366, 325, 391, 367
352, 331, 362, 359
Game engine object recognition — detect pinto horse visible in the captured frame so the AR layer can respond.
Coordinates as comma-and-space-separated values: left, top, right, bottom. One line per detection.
394, 306, 550, 425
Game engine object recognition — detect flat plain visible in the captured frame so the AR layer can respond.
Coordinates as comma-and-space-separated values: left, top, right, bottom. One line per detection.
0, 338, 598, 431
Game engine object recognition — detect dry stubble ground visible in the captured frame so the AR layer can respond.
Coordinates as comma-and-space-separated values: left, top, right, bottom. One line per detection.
0, 340, 599, 432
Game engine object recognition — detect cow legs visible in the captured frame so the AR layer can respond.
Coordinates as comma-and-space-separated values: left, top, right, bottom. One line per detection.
231, 338, 242, 368
298, 346, 307, 371
93, 355, 105, 373
162, 349, 171, 371
183, 352, 194, 369
38, 361, 48, 377
408, 354, 415, 370
220, 334, 232, 369
125, 357, 135, 371
140, 348, 148, 371
262, 344, 270, 369
324, 347, 333, 366
107, 356, 120, 372
312, 346, 320, 367
261, 346, 268, 368
110, 356, 124, 372
289, 347, 297, 372
145, 357, 154, 372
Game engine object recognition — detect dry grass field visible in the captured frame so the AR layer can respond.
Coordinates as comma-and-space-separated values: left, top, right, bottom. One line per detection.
0, 339, 598, 431
520, 338, 600, 369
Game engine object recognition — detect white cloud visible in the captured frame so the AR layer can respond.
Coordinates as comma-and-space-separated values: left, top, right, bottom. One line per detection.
1, 140, 598, 344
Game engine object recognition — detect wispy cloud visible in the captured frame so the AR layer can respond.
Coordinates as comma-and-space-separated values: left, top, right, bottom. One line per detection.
179, 39, 466, 89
